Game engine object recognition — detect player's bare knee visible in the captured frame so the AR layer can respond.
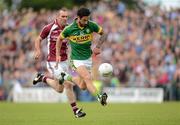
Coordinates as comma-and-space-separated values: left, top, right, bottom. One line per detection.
79, 84, 86, 90
82, 75, 91, 81
64, 82, 73, 89
55, 87, 64, 93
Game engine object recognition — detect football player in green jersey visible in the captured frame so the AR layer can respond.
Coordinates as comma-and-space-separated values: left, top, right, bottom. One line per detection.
56, 8, 108, 106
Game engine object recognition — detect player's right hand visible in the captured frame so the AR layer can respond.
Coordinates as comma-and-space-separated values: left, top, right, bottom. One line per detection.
55, 55, 61, 69
93, 47, 101, 56
34, 50, 41, 60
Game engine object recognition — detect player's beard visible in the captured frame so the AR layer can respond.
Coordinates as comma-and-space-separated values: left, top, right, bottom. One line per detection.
79, 21, 87, 27
59, 20, 66, 27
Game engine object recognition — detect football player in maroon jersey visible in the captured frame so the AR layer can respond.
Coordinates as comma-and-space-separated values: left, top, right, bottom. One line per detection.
33, 9, 86, 118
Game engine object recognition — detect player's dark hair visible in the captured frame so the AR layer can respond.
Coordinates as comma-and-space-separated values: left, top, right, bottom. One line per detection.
77, 8, 91, 19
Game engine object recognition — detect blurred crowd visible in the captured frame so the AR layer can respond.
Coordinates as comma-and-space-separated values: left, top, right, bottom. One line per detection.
0, 0, 179, 101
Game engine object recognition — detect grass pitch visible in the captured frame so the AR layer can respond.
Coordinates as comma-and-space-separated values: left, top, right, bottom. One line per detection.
0, 102, 180, 125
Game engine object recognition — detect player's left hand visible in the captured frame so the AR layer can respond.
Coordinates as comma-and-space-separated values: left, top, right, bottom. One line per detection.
55, 55, 61, 69
93, 47, 101, 56
34, 50, 41, 60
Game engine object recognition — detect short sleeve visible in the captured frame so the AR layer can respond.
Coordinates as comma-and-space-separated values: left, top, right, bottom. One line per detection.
40, 24, 52, 39
89, 21, 103, 34
60, 26, 70, 39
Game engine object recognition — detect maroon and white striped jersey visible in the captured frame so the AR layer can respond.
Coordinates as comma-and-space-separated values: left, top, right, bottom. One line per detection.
40, 19, 68, 62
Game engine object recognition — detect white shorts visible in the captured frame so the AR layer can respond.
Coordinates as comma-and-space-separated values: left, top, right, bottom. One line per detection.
70, 58, 92, 70
46, 61, 69, 79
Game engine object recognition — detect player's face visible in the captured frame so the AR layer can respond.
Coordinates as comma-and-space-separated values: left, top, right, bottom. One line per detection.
57, 10, 68, 26
78, 16, 89, 27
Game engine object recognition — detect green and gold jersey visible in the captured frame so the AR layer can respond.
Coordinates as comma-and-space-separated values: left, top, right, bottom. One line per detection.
60, 20, 102, 60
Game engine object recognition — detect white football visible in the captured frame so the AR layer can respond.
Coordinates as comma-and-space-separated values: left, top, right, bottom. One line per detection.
98, 63, 113, 77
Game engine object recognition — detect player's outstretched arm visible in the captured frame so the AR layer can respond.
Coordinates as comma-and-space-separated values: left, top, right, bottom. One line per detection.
34, 24, 50, 60
34, 36, 43, 60
96, 32, 107, 48
93, 31, 107, 55
55, 35, 64, 67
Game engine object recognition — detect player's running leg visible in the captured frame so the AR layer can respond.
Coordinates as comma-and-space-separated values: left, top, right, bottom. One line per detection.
58, 70, 87, 90
76, 65, 108, 106
64, 81, 86, 118
72, 76, 87, 90
33, 73, 64, 92
33, 73, 86, 118
52, 61, 86, 118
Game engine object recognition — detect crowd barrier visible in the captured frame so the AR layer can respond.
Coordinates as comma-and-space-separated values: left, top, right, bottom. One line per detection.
13, 87, 163, 103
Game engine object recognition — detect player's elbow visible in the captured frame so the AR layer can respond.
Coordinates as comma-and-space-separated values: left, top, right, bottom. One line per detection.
36, 36, 42, 42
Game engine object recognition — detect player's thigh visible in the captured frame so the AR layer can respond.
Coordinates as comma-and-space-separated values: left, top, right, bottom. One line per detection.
63, 81, 74, 89
76, 66, 91, 79
72, 76, 87, 90
72, 59, 92, 80
70, 58, 92, 71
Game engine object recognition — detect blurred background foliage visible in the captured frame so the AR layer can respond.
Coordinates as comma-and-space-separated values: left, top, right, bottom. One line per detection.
3, 0, 138, 11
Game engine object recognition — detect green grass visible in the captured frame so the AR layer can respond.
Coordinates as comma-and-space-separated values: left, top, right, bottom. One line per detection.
0, 102, 180, 125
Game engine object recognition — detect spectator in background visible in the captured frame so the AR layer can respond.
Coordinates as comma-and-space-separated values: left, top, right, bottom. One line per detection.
0, 86, 6, 100
172, 61, 180, 100
0, 1, 179, 101
117, 1, 126, 18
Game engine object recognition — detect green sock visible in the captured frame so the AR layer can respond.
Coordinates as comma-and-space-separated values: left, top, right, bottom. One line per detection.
92, 90, 100, 97
64, 74, 72, 82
